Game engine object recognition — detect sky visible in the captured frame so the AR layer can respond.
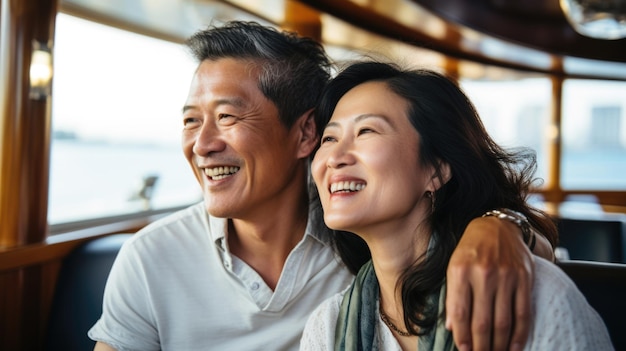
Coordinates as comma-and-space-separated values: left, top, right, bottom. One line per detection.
52, 14, 198, 145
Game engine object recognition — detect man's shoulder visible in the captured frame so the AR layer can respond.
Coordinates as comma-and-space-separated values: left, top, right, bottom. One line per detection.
127, 202, 213, 246
139, 202, 207, 232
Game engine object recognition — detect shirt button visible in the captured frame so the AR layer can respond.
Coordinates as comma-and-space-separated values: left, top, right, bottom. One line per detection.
251, 282, 260, 290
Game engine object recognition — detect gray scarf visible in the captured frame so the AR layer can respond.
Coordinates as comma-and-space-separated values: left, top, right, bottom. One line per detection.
334, 260, 456, 351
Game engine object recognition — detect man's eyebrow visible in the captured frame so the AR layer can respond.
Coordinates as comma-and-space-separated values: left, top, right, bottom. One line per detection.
181, 97, 246, 114
182, 105, 195, 114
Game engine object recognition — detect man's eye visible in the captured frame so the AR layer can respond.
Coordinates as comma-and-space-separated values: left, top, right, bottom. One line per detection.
183, 117, 199, 126
217, 113, 237, 125
358, 128, 374, 135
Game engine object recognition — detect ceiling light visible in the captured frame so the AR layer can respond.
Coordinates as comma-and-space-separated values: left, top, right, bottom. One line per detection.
560, 0, 626, 39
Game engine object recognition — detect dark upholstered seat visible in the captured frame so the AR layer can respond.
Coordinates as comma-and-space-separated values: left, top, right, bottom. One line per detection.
45, 233, 132, 351
556, 216, 626, 263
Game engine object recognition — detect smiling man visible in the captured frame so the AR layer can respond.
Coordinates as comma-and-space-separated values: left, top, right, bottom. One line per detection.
89, 21, 555, 351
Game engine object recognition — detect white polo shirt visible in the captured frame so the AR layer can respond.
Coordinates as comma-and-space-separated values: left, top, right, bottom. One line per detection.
88, 202, 353, 351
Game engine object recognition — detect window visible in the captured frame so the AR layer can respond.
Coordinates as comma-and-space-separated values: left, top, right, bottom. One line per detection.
590, 106, 622, 149
460, 77, 552, 188
49, 14, 201, 225
561, 80, 626, 190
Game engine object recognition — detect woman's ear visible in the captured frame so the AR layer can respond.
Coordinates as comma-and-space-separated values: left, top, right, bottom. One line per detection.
295, 109, 319, 159
427, 160, 452, 192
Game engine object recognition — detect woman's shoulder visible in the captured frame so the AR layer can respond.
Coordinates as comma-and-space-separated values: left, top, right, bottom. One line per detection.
306, 286, 348, 325
300, 287, 350, 350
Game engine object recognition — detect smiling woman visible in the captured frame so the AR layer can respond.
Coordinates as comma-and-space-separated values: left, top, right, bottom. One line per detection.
302, 60, 612, 351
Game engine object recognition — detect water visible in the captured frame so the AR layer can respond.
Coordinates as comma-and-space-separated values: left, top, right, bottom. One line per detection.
48, 140, 202, 224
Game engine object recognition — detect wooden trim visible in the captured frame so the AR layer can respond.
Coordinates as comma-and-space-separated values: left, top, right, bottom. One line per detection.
59, 1, 187, 44
299, 0, 556, 75
1, 1, 59, 349
547, 62, 564, 194
59, 0, 281, 45
0, 233, 113, 273
0, 204, 181, 272
536, 190, 626, 214
0, 216, 155, 272
299, 0, 626, 81
0, 0, 58, 249
284, 0, 322, 41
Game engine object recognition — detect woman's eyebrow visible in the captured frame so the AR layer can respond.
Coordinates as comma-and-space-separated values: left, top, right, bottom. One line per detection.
354, 113, 391, 124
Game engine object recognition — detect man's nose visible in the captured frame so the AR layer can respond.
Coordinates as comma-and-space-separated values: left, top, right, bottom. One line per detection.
192, 122, 226, 156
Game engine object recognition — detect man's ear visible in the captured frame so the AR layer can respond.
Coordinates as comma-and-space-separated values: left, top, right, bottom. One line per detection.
295, 109, 318, 159
427, 160, 452, 192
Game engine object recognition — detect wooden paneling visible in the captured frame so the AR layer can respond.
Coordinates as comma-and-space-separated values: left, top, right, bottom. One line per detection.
283, 0, 322, 42
0, 263, 61, 351
0, 231, 141, 350
0, 0, 57, 248
1, 1, 60, 349
414, 0, 626, 63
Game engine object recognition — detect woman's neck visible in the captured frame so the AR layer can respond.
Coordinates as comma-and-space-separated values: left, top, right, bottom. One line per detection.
364, 222, 431, 328
351, 207, 433, 349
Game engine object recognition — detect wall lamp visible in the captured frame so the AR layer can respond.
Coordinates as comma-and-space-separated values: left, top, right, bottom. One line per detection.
560, 0, 626, 39
29, 40, 53, 100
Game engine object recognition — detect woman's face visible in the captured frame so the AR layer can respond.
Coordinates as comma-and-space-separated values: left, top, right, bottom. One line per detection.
312, 81, 436, 234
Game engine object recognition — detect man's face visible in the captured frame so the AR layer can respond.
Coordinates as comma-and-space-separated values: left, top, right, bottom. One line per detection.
182, 58, 308, 219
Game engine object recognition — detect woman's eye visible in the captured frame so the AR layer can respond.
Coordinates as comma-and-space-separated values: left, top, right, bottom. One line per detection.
321, 135, 336, 143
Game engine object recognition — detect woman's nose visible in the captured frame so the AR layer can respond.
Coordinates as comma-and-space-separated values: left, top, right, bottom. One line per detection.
326, 141, 355, 169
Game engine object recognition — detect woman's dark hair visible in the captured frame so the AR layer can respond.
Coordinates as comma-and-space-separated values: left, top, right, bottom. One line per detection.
186, 21, 332, 129
315, 61, 558, 335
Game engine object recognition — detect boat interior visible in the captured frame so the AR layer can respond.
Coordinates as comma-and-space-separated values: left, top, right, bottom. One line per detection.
1, 0, 625, 350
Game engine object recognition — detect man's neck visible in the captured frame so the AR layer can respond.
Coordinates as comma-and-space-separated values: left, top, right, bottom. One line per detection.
227, 201, 309, 291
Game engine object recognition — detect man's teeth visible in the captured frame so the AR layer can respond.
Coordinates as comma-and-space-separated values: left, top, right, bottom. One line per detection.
204, 166, 239, 180
330, 181, 366, 193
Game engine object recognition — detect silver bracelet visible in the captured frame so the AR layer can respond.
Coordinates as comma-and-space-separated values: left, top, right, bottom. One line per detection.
482, 209, 536, 251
